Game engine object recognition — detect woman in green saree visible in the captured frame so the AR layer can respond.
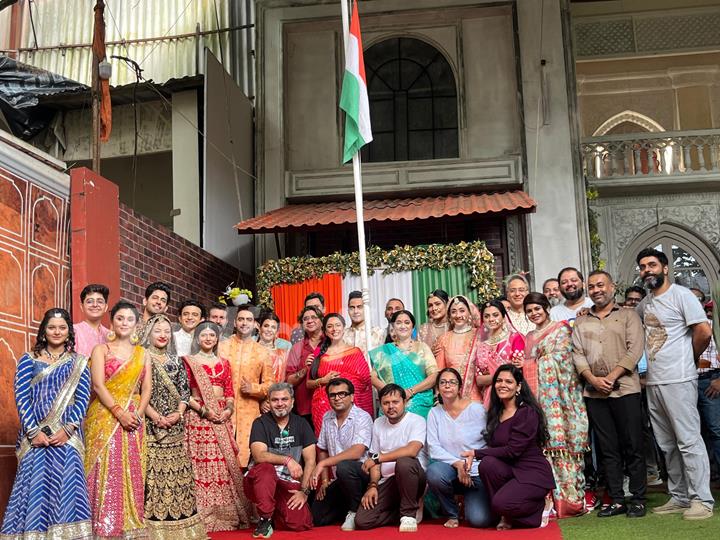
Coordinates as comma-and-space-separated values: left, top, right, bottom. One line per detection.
369, 310, 438, 418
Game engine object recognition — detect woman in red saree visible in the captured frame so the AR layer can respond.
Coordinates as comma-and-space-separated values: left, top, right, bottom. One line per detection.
306, 313, 373, 434
183, 322, 250, 531
474, 300, 527, 408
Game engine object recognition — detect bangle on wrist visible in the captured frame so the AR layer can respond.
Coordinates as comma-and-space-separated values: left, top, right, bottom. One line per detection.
367, 481, 378, 490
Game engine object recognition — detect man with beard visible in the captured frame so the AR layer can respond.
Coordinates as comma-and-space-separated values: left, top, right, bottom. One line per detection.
309, 378, 373, 530
245, 382, 316, 537
354, 384, 427, 532
572, 271, 646, 518
635, 248, 714, 520
543, 278, 562, 307
550, 267, 594, 324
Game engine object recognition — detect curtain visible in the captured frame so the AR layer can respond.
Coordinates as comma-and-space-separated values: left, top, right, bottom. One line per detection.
270, 274, 343, 339
342, 270, 415, 330
411, 266, 475, 325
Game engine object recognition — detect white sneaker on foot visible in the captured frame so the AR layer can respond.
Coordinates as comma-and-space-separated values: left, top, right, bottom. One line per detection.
341, 511, 356, 531
399, 516, 418, 532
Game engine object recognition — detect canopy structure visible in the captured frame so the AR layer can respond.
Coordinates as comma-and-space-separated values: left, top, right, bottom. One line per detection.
235, 191, 536, 234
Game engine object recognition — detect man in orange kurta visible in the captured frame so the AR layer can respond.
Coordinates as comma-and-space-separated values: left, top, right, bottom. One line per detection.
218, 305, 274, 467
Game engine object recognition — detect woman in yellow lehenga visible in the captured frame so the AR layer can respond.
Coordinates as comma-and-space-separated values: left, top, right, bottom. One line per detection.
85, 301, 153, 539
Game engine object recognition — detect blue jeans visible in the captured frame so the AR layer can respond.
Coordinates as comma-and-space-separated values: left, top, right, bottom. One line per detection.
426, 461, 491, 527
698, 373, 720, 465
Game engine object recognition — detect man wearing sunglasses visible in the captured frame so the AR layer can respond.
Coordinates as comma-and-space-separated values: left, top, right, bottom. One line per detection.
245, 382, 317, 538
310, 378, 373, 531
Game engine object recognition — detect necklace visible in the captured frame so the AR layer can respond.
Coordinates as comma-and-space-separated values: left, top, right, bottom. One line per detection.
43, 349, 63, 362
452, 326, 473, 334
147, 345, 167, 355
394, 340, 413, 351
486, 327, 509, 345
432, 321, 448, 329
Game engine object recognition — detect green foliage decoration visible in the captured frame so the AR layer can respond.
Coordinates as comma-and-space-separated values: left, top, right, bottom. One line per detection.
256, 241, 500, 309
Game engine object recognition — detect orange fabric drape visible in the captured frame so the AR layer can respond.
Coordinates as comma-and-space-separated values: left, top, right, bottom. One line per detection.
270, 274, 344, 339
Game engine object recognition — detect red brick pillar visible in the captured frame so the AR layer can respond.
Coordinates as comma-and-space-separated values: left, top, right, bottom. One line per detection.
70, 168, 121, 324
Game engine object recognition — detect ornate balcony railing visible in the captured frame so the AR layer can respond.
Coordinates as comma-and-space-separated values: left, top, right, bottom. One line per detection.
581, 129, 720, 182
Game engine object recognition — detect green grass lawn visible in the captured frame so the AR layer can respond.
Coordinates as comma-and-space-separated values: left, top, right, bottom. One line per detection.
559, 489, 720, 540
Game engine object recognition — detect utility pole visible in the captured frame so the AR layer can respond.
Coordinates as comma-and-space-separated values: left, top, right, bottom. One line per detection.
91, 0, 105, 173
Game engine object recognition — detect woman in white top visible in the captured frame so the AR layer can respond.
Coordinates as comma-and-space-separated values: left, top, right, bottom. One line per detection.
426, 367, 491, 528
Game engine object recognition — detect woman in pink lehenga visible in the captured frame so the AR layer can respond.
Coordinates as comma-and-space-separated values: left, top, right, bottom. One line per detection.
184, 322, 250, 531
474, 300, 527, 408
85, 301, 153, 540
306, 313, 373, 434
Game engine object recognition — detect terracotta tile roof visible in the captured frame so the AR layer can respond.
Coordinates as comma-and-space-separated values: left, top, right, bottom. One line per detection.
235, 191, 536, 234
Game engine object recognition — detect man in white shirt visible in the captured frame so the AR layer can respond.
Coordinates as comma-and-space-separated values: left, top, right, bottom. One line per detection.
310, 378, 373, 530
343, 291, 385, 362
173, 300, 205, 357
550, 267, 594, 324
354, 384, 427, 533
635, 248, 713, 520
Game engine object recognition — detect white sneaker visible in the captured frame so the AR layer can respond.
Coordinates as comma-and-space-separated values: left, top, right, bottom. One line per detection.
399, 516, 417, 532
341, 511, 356, 531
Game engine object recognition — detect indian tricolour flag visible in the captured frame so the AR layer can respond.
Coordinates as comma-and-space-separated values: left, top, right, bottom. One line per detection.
340, 0, 373, 163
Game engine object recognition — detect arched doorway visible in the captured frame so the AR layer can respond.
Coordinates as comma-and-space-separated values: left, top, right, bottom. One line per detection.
619, 223, 719, 296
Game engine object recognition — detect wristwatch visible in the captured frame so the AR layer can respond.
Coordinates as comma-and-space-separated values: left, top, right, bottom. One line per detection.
302, 487, 311, 496
371, 452, 381, 465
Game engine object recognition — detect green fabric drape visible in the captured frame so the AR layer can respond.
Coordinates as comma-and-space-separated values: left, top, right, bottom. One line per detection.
411, 266, 475, 325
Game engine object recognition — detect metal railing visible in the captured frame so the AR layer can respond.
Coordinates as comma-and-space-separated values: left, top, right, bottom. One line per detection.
581, 129, 720, 180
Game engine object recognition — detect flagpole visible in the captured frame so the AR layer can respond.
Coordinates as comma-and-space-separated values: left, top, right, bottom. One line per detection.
341, 0, 374, 356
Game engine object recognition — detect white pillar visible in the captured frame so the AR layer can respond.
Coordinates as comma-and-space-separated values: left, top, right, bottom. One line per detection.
171, 90, 201, 245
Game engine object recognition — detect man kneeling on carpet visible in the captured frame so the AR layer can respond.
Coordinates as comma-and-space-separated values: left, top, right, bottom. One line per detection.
245, 382, 316, 538
310, 377, 374, 531
354, 383, 428, 533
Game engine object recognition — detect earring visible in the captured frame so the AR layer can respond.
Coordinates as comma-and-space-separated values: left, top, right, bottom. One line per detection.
130, 331, 139, 345
107, 330, 117, 342
515, 390, 520, 396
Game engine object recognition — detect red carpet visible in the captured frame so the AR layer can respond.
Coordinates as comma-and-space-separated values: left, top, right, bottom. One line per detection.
209, 520, 562, 539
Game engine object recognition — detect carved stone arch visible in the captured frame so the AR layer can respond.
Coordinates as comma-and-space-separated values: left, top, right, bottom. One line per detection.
593, 111, 666, 136
618, 222, 720, 290
31, 195, 60, 252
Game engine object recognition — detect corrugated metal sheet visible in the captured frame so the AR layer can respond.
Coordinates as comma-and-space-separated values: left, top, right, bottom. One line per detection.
15, 0, 231, 86
235, 191, 538, 234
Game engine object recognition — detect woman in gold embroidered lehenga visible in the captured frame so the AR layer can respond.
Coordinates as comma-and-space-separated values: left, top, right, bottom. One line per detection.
142, 315, 207, 540
85, 301, 153, 540
183, 322, 249, 531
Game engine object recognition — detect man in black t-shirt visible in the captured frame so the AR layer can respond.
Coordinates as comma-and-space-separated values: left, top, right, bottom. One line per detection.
245, 382, 316, 538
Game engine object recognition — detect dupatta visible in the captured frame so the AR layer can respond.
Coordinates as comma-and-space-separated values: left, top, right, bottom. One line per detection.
370, 342, 434, 415
84, 345, 146, 474
17, 353, 88, 461
184, 356, 245, 496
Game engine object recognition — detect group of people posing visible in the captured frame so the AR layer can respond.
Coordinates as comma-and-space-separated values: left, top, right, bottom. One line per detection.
1, 247, 717, 540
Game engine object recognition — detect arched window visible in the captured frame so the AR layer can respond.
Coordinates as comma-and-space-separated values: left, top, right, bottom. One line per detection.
362, 37, 458, 163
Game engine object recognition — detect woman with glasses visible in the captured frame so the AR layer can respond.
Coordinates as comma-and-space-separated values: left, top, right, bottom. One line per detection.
369, 310, 437, 418
306, 314, 373, 434
426, 368, 491, 529
418, 289, 450, 352
504, 275, 535, 335
285, 306, 324, 425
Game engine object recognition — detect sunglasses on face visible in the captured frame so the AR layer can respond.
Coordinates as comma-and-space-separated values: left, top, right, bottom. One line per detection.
328, 391, 352, 399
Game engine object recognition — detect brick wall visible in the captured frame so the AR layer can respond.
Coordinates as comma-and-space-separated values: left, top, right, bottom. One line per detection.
118, 204, 250, 316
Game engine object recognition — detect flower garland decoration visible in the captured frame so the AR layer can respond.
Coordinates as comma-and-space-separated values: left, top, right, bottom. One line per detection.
256, 241, 499, 309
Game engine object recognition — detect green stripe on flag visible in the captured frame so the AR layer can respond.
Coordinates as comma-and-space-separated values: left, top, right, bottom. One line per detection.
411, 266, 477, 325
340, 70, 366, 163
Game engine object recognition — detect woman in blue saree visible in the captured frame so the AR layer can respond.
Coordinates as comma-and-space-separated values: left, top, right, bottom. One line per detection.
369, 310, 438, 418
1, 308, 92, 540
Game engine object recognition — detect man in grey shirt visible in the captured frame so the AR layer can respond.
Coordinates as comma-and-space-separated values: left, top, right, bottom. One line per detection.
635, 248, 713, 520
